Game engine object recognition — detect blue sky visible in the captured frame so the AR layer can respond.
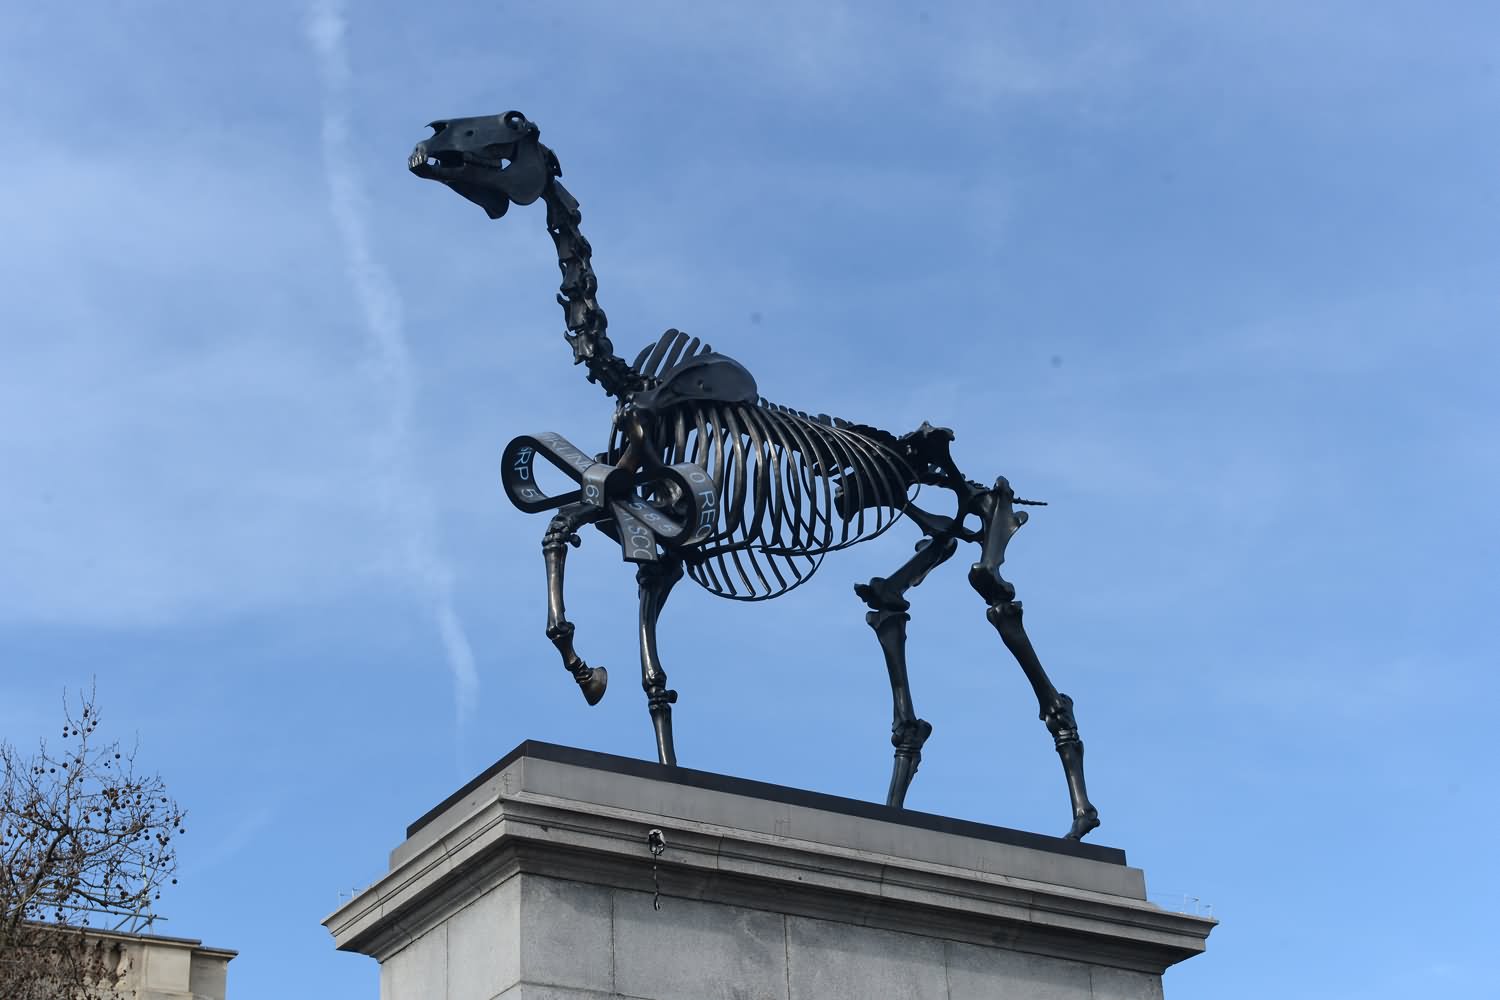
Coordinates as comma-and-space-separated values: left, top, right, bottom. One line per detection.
2, 1, 1497, 996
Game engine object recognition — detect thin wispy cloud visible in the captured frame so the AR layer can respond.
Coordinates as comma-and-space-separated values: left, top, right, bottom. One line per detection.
306, 0, 479, 750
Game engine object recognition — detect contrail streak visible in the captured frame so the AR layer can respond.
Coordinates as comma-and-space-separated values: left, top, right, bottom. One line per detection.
306, 0, 480, 753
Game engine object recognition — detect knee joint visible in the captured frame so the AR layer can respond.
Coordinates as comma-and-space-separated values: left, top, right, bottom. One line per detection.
892, 718, 933, 753
542, 526, 582, 553
543, 510, 586, 552
645, 687, 678, 709
855, 576, 909, 614
1042, 693, 1080, 747
968, 563, 1016, 604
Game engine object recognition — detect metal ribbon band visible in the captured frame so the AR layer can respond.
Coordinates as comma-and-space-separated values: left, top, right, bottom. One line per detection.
502, 431, 718, 562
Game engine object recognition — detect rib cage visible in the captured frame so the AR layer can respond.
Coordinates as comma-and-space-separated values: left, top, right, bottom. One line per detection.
616, 332, 918, 601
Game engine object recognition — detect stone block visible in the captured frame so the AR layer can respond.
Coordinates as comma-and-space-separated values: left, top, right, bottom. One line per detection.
1090, 965, 1167, 1000
946, 940, 1092, 999
445, 878, 521, 1000
613, 887, 788, 1000
520, 876, 615, 993
381, 922, 445, 1000
495, 987, 627, 1000
188, 953, 230, 998
140, 942, 191, 991
786, 916, 947, 1000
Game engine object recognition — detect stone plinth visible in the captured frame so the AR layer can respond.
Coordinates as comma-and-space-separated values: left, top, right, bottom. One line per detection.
325, 742, 1213, 999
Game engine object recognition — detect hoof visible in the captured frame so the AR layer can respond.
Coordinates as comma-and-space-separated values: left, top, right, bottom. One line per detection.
1064, 808, 1100, 841
578, 666, 607, 706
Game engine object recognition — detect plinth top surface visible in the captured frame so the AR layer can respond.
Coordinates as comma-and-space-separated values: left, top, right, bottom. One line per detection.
327, 736, 1220, 976
408, 740, 1126, 866
332, 740, 1213, 975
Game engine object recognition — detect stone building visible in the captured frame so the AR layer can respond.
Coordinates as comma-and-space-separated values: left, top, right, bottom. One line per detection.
106, 930, 236, 1000
6, 924, 235, 1000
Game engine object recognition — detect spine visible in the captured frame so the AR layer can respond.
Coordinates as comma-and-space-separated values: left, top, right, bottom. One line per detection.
542, 171, 638, 399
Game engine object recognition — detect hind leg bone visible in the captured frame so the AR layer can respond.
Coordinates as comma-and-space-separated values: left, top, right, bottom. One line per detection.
968, 478, 1100, 841
856, 531, 958, 808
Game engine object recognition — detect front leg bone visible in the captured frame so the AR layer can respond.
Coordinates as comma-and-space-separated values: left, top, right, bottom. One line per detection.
542, 504, 608, 705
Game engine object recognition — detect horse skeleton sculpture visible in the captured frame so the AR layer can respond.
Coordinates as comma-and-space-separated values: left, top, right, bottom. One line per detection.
410, 110, 1101, 840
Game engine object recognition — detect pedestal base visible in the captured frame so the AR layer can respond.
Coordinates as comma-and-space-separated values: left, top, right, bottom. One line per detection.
325, 742, 1213, 999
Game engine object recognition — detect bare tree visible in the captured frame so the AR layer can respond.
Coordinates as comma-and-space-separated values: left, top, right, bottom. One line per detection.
0, 689, 186, 999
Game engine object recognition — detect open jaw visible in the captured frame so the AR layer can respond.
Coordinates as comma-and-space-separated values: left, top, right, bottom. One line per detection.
409, 155, 515, 218
408, 147, 465, 179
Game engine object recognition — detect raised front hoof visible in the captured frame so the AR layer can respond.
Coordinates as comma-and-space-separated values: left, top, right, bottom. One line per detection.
578, 666, 608, 706
1064, 808, 1100, 842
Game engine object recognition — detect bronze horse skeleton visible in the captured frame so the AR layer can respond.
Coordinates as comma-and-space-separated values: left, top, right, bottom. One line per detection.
410, 110, 1100, 840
